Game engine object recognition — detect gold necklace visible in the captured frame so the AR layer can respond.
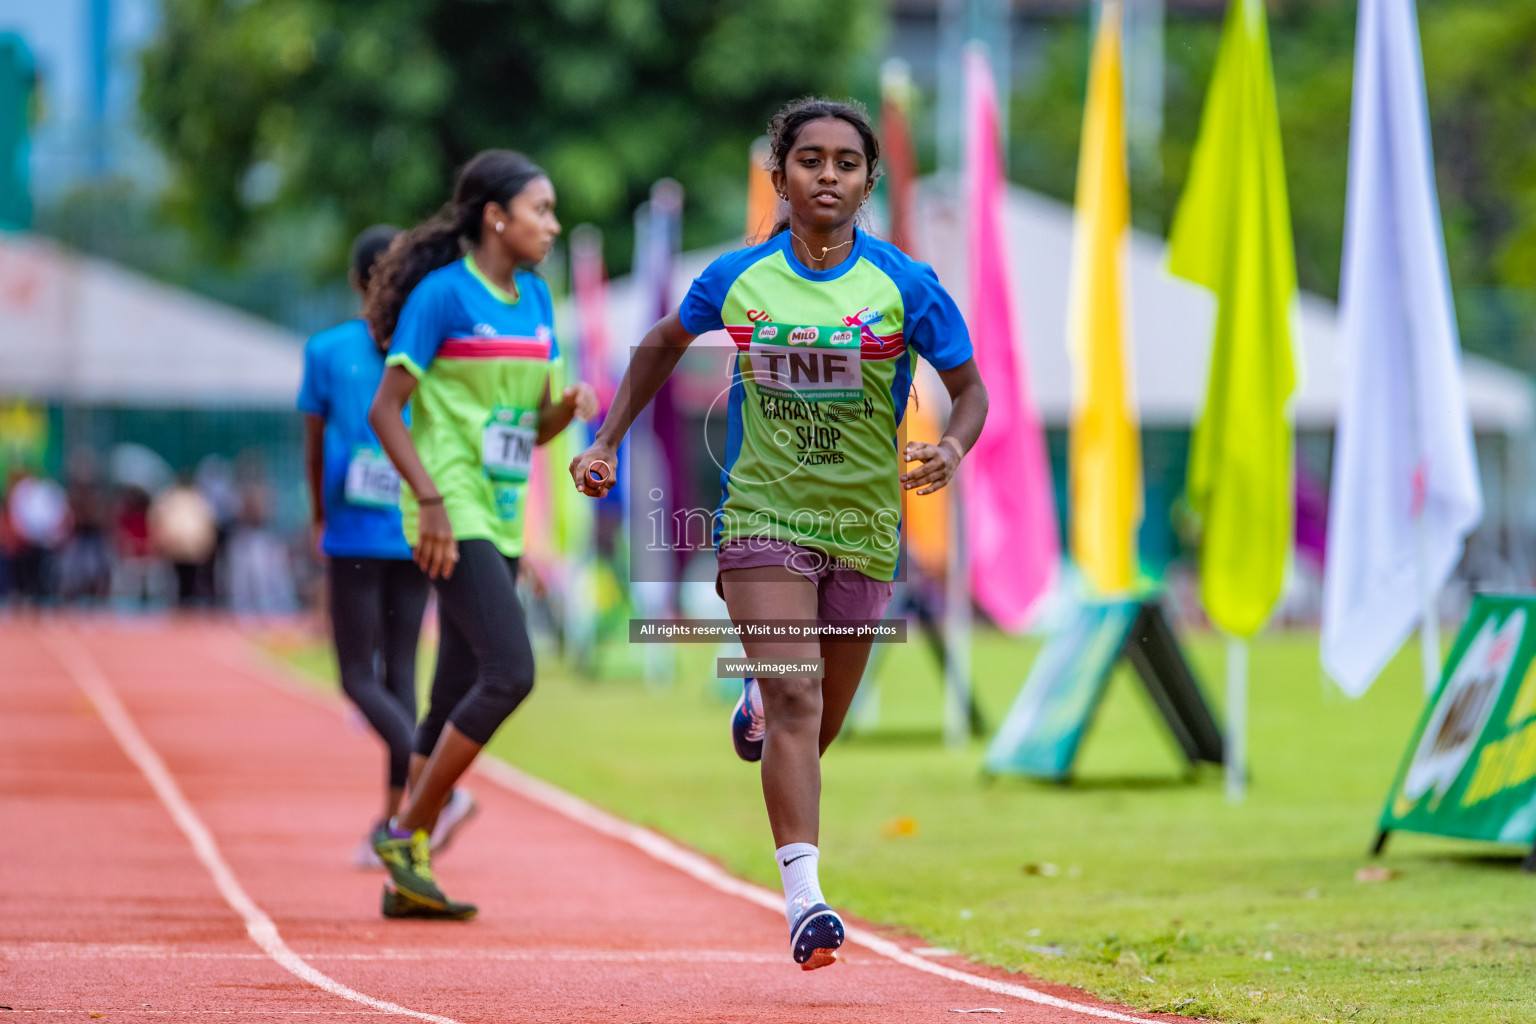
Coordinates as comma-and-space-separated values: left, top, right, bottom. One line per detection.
791, 232, 854, 264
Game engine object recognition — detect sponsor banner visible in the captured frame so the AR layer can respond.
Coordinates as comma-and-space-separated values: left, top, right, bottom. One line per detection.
1381, 593, 1536, 846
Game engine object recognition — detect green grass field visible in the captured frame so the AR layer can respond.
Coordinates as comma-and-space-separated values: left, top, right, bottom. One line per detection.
273, 625, 1536, 1023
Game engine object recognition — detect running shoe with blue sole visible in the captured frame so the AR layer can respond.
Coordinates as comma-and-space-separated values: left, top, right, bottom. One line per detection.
790, 901, 845, 970
730, 677, 765, 762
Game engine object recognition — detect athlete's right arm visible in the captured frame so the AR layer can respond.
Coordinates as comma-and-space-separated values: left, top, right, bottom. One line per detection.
369, 365, 459, 580
302, 415, 326, 558
569, 310, 696, 498
296, 337, 329, 559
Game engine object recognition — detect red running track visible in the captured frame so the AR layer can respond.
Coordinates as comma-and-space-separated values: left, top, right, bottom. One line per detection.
2, 619, 1179, 1023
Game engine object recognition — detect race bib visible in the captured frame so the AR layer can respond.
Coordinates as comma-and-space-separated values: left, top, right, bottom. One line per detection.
746, 321, 862, 402
482, 407, 537, 484
343, 446, 401, 509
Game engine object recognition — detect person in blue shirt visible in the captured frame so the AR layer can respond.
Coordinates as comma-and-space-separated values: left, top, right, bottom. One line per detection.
298, 226, 476, 871
571, 99, 988, 970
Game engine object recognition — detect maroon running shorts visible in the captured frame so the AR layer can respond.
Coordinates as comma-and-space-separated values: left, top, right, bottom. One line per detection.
715, 538, 896, 627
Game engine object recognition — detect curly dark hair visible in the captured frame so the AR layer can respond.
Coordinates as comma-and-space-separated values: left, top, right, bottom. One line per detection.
364, 150, 546, 348
766, 97, 882, 238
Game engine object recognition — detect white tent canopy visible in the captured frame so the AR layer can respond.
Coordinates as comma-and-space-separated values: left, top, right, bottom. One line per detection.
0, 233, 303, 408
916, 185, 1533, 433
582, 183, 1532, 435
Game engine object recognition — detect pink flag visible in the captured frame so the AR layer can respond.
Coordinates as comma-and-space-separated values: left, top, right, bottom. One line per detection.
963, 46, 1060, 629
570, 225, 614, 416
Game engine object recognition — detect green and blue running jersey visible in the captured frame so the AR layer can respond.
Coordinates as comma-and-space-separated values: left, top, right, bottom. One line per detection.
385, 256, 559, 559
679, 229, 972, 581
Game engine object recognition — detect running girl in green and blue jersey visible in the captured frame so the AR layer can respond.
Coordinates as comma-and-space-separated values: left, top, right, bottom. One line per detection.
571, 99, 989, 969
299, 226, 475, 871
364, 150, 597, 920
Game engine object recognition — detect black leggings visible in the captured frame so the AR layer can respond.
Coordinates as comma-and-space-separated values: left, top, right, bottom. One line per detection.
328, 557, 431, 788
416, 539, 535, 755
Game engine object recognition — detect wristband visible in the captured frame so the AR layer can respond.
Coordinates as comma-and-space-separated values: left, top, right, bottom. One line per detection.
939, 436, 965, 460
418, 495, 445, 506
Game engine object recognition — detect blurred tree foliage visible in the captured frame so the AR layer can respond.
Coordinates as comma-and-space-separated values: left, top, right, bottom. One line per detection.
139, 0, 880, 276
1008, 0, 1536, 367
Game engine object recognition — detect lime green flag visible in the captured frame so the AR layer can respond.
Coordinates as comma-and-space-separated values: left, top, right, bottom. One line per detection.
1167, 0, 1297, 638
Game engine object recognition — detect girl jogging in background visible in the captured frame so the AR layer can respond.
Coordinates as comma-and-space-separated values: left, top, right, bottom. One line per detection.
300, 226, 478, 870
571, 98, 988, 969
366, 150, 597, 919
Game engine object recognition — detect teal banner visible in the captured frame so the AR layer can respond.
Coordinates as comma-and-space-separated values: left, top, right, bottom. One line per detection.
984, 600, 1143, 780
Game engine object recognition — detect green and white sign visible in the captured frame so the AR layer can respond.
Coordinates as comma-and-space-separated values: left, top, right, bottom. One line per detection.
1379, 593, 1536, 849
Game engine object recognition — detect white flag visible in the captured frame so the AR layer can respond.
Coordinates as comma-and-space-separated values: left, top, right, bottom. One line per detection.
1321, 0, 1483, 697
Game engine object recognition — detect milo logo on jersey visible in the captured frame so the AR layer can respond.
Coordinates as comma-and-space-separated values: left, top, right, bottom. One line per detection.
747, 321, 862, 402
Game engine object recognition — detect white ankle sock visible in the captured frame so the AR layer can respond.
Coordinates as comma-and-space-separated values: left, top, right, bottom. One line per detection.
775, 843, 824, 925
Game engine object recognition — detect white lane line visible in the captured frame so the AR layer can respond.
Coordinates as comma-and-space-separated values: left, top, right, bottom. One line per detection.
42, 632, 464, 1024
223, 633, 1160, 1022
472, 758, 1160, 1023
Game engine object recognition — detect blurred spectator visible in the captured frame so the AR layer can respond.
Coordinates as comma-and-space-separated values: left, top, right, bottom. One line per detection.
149, 475, 218, 608
196, 454, 242, 601
8, 469, 70, 606
112, 485, 167, 606
56, 451, 114, 603
228, 482, 296, 614
196, 455, 242, 527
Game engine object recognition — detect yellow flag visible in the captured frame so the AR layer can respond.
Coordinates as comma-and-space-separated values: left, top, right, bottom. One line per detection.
1167, 0, 1298, 637
1068, 1, 1142, 595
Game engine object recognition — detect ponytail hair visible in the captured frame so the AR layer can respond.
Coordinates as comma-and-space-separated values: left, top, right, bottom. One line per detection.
765, 97, 882, 238
365, 149, 546, 346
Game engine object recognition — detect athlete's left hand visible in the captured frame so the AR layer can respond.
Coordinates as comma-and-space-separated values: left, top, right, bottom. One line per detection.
563, 382, 599, 421
901, 437, 963, 495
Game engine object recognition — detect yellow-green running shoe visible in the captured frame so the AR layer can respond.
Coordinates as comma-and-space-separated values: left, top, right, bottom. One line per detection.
380, 883, 477, 921
371, 823, 449, 910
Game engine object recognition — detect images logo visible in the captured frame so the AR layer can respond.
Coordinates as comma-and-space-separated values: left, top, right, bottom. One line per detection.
830, 330, 855, 346
473, 323, 498, 337
788, 327, 820, 345
757, 325, 778, 341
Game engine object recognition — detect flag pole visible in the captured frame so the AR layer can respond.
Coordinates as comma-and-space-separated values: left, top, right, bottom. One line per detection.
1415, 508, 1442, 696
1226, 634, 1248, 803
943, 469, 973, 749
